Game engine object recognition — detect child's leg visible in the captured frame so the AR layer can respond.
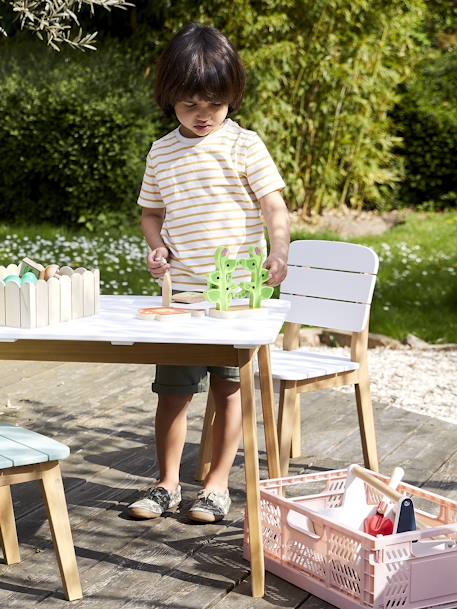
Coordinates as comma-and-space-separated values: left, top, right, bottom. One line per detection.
203, 375, 242, 493
155, 393, 193, 491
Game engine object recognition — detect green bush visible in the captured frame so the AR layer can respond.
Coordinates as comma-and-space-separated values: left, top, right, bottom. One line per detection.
0, 41, 161, 226
393, 52, 457, 208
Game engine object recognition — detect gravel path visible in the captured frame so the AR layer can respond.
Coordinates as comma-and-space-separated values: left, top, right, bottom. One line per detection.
317, 346, 457, 425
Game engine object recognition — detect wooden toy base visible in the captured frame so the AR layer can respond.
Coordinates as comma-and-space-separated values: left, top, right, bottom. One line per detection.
137, 307, 192, 321
209, 305, 269, 319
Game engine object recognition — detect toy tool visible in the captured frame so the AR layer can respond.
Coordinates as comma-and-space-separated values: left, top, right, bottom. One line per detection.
363, 466, 404, 536
394, 496, 417, 533
351, 465, 429, 530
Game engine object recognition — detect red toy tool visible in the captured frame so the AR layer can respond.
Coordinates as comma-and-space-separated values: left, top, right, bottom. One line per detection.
363, 466, 404, 536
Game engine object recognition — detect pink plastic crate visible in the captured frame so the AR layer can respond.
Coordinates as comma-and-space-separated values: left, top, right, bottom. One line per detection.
244, 468, 457, 609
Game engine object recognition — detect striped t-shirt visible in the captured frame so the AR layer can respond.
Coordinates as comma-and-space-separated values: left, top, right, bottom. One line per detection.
137, 118, 285, 291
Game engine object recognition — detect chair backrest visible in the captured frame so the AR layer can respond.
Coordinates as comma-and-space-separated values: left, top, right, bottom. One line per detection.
280, 240, 379, 332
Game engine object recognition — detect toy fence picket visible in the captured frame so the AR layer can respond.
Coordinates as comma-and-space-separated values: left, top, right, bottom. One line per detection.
0, 266, 100, 328
244, 469, 457, 609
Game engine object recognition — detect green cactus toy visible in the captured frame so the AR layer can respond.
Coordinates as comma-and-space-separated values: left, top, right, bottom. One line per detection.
239, 246, 274, 308
205, 247, 239, 311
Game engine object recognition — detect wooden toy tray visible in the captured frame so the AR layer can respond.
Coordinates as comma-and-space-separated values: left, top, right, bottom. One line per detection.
0, 264, 100, 328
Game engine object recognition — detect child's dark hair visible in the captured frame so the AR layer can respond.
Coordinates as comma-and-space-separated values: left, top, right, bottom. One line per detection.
156, 23, 245, 117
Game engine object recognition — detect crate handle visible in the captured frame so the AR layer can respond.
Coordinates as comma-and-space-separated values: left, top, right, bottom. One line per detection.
411, 539, 457, 558
287, 509, 321, 540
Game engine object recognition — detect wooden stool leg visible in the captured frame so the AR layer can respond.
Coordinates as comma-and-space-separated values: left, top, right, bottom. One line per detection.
195, 389, 216, 481
40, 463, 82, 601
0, 485, 20, 564
355, 372, 379, 472
277, 381, 298, 476
289, 394, 301, 458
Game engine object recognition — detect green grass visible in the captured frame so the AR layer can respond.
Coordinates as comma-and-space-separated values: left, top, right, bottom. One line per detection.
1, 210, 456, 343
292, 210, 457, 343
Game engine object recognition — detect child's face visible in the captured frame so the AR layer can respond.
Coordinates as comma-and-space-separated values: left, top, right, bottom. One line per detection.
175, 96, 229, 138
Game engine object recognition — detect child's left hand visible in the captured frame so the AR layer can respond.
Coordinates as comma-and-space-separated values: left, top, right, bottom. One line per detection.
264, 254, 287, 286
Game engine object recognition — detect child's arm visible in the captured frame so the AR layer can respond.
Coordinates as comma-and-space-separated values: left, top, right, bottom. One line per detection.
259, 190, 290, 286
141, 207, 170, 278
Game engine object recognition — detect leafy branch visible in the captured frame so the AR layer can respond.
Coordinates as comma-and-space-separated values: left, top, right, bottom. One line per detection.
1, 0, 132, 50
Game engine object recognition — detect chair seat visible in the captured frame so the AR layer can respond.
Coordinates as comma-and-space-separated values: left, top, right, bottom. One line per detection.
269, 347, 359, 381
0, 424, 70, 469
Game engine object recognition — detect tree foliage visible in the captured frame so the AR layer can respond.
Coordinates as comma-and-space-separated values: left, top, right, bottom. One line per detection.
141, 0, 425, 212
392, 51, 457, 209
3, 0, 448, 218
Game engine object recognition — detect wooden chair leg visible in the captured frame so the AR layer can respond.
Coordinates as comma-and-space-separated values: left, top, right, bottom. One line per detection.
277, 381, 298, 476
40, 463, 82, 601
195, 388, 216, 481
290, 394, 301, 458
0, 485, 20, 565
355, 373, 379, 472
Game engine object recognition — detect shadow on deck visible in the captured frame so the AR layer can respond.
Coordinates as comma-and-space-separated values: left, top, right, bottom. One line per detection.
0, 360, 456, 608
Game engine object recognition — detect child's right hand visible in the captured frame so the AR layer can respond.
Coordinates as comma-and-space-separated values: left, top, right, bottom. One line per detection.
147, 247, 170, 279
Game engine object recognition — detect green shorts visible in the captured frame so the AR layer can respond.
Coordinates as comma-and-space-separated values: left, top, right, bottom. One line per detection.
153, 364, 240, 395
152, 288, 240, 395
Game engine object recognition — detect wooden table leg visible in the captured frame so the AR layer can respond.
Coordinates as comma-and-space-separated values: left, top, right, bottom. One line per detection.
238, 347, 264, 598
257, 344, 280, 479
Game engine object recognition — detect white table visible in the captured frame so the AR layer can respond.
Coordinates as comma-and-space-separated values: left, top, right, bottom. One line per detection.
0, 295, 290, 597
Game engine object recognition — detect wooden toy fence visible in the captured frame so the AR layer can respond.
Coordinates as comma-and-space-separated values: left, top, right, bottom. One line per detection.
0, 265, 100, 329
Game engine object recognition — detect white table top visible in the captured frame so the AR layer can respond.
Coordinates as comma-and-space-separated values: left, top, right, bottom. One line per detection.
0, 296, 290, 348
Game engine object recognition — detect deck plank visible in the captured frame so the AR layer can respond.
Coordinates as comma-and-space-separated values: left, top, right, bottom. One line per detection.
0, 361, 455, 609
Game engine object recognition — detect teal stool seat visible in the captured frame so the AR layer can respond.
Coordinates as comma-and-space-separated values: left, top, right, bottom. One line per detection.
0, 424, 82, 601
0, 424, 70, 468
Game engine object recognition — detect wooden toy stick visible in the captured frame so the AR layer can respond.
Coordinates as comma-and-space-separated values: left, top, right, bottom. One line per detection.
162, 271, 172, 307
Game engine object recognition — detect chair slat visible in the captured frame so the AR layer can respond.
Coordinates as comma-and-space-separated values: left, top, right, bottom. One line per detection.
288, 240, 379, 273
270, 349, 359, 381
0, 436, 52, 467
281, 266, 377, 304
0, 454, 14, 468
0, 425, 69, 468
282, 294, 370, 332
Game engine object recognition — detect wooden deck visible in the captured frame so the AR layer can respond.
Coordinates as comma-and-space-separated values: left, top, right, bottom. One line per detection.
0, 359, 456, 608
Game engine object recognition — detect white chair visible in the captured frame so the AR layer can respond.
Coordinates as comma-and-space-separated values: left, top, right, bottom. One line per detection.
196, 240, 380, 479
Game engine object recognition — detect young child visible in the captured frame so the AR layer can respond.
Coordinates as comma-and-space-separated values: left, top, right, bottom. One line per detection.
127, 22, 290, 523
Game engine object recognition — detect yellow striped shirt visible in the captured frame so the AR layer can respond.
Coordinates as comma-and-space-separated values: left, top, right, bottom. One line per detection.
137, 119, 285, 291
